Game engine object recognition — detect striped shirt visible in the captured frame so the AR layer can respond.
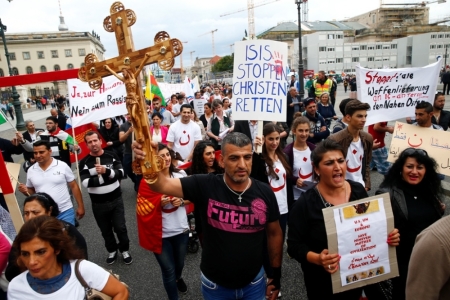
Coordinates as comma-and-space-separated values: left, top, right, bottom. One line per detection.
79, 151, 123, 203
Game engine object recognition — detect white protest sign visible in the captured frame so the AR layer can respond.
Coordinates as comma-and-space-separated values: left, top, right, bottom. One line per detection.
232, 40, 289, 121
158, 82, 183, 101
356, 60, 441, 126
68, 76, 126, 127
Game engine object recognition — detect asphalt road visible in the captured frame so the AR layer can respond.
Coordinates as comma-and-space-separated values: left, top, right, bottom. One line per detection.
1, 84, 449, 300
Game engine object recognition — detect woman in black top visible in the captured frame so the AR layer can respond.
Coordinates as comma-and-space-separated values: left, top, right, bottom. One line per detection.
376, 148, 444, 300
99, 118, 124, 163
5, 193, 88, 281
287, 140, 399, 300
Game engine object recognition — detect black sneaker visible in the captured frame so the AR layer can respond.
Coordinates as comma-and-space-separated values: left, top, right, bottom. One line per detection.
121, 251, 133, 265
106, 251, 117, 264
176, 278, 188, 294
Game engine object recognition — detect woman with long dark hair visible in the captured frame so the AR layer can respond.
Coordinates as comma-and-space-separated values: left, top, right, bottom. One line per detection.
136, 143, 190, 300
99, 118, 124, 163
376, 148, 444, 300
199, 102, 213, 129
150, 112, 169, 144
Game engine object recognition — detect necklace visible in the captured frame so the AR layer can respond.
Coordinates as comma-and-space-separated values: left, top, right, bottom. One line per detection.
223, 175, 251, 202
315, 184, 347, 208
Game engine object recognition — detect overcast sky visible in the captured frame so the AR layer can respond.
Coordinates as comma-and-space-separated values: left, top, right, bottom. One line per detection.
2, 0, 449, 67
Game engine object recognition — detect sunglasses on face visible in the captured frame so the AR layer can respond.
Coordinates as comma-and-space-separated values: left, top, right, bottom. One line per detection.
402, 148, 428, 157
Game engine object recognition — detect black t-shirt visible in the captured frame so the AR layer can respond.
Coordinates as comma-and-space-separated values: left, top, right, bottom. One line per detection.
119, 121, 132, 154
181, 174, 280, 289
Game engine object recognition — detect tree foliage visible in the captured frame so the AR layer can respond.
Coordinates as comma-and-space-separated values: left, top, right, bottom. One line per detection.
212, 54, 234, 73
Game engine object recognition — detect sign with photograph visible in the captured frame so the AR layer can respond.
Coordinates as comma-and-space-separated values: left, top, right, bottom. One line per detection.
387, 122, 450, 176
323, 193, 398, 293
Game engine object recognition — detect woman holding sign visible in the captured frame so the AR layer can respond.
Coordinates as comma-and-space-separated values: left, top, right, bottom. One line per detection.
376, 148, 444, 300
287, 140, 399, 300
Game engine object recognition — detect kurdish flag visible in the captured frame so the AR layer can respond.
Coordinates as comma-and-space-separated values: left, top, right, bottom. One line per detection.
50, 127, 75, 146
145, 70, 166, 105
0, 110, 7, 125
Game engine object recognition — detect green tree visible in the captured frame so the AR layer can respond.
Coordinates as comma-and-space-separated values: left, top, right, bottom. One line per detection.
212, 54, 234, 73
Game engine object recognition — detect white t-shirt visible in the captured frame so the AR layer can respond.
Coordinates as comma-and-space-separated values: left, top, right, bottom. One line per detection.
166, 120, 202, 161
292, 147, 313, 200
152, 130, 162, 143
26, 158, 74, 212
191, 98, 207, 116
162, 171, 189, 238
8, 260, 110, 300
267, 160, 288, 214
346, 138, 365, 187
172, 103, 182, 121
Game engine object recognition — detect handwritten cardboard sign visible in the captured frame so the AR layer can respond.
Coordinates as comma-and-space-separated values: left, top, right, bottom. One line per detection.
356, 60, 441, 126
387, 121, 450, 175
323, 193, 398, 293
68, 75, 127, 127
232, 40, 288, 121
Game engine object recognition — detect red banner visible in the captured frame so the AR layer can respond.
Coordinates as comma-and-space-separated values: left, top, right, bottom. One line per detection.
68, 124, 106, 163
0, 69, 79, 88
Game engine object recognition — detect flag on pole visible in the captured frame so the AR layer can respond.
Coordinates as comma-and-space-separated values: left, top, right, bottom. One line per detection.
0, 110, 7, 125
145, 70, 166, 105
50, 127, 75, 145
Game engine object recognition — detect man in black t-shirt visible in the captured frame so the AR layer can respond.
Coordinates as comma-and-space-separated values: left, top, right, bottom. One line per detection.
133, 132, 283, 300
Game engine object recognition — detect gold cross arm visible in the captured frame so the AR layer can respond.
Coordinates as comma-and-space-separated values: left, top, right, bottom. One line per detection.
78, 31, 182, 90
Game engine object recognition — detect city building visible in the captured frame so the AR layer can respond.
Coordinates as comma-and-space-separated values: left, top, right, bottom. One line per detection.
0, 14, 106, 100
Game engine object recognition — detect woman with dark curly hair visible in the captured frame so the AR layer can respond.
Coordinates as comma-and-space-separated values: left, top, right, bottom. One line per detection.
189, 140, 223, 175
7, 216, 128, 300
376, 148, 445, 300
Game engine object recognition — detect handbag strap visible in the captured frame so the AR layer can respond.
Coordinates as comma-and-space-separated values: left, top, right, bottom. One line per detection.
74, 259, 89, 289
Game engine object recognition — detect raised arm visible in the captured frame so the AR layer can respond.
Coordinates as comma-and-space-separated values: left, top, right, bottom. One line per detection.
134, 53, 151, 77
104, 65, 124, 82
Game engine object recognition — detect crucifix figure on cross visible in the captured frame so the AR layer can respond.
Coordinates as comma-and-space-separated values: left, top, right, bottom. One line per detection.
78, 1, 183, 183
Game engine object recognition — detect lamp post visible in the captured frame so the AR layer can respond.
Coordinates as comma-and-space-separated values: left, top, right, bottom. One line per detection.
0, 18, 25, 130
295, 0, 304, 100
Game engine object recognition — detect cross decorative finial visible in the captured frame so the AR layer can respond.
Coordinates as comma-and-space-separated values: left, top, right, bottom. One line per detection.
58, 0, 62, 15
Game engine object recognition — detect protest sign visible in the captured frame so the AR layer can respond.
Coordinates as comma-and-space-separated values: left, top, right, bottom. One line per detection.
323, 194, 398, 293
232, 40, 289, 121
356, 60, 441, 126
0, 153, 23, 232
68, 75, 127, 127
387, 121, 450, 175
158, 82, 183, 100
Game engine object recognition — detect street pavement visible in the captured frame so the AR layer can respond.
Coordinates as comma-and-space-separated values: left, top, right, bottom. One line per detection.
1, 84, 449, 299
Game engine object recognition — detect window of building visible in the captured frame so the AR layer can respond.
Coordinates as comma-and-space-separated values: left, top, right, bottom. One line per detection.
54, 64, 60, 71
376, 45, 382, 50
352, 57, 359, 62
26, 66, 33, 74
328, 60, 335, 64
0, 69, 3, 77
37, 51, 45, 59
51, 50, 58, 58
438, 34, 444, 39
383, 58, 389, 61
391, 44, 397, 49
23, 52, 31, 60
68, 63, 74, 69
431, 45, 436, 49
319, 47, 327, 52
327, 34, 335, 40
78, 48, 86, 56
368, 45, 375, 50
431, 34, 437, 39
10, 53, 16, 60
336, 34, 343, 39
40, 65, 47, 72
319, 59, 327, 65
336, 58, 343, 63
360, 45, 367, 50
446, 34, 450, 38
383, 45, 390, 49
12, 67, 19, 75
65, 49, 72, 57
372, 14, 376, 23
375, 57, 382, 61
327, 47, 335, 52
30, 89, 37, 97
44, 88, 51, 96
438, 45, 443, 49
368, 57, 375, 61
351, 46, 359, 51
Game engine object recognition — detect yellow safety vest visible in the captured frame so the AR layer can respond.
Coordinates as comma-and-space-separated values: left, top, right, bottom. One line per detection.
313, 79, 333, 97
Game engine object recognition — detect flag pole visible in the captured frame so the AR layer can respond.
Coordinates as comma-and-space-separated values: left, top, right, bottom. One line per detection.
70, 122, 82, 188
0, 110, 18, 133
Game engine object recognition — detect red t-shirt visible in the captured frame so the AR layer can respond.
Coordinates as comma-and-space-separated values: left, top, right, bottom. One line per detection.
368, 122, 387, 148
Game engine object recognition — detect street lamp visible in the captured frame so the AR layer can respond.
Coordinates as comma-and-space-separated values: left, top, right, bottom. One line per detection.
0, 18, 25, 130
295, 0, 304, 100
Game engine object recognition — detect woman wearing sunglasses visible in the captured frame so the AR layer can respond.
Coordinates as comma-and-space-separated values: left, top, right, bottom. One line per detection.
376, 148, 445, 300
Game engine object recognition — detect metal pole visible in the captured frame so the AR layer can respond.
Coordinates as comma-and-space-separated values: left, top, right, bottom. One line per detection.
296, 1, 304, 100
445, 44, 448, 69
0, 19, 25, 130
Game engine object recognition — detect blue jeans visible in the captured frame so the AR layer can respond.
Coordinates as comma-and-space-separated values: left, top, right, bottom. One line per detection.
201, 267, 265, 300
154, 232, 189, 300
57, 207, 75, 225
91, 196, 130, 252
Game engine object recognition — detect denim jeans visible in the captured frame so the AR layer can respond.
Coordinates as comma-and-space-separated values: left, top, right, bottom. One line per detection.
91, 196, 130, 252
57, 207, 75, 225
153, 232, 189, 300
201, 267, 265, 300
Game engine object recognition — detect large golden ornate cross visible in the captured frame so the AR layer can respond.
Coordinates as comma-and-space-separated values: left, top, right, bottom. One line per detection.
78, 1, 182, 183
